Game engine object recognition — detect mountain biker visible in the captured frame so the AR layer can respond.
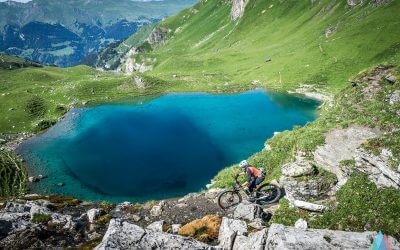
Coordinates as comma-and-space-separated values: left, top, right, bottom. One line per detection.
236, 160, 265, 201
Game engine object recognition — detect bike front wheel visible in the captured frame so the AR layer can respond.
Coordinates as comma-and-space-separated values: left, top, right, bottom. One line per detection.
218, 190, 242, 210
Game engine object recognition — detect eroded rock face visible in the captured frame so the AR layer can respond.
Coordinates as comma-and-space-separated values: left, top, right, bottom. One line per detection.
355, 148, 400, 188
313, 125, 382, 187
265, 224, 400, 249
231, 0, 247, 21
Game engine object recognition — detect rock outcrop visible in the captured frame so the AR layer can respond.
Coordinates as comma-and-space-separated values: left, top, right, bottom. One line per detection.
313, 125, 382, 187
147, 27, 169, 45
230, 0, 247, 21
355, 147, 400, 188
265, 224, 399, 249
95, 218, 212, 250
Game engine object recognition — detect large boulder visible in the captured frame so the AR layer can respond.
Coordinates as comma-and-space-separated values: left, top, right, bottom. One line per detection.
146, 220, 165, 232
281, 153, 315, 178
95, 219, 213, 250
218, 217, 247, 250
94, 219, 146, 249
233, 228, 267, 250
233, 201, 265, 221
265, 224, 400, 249
280, 175, 335, 201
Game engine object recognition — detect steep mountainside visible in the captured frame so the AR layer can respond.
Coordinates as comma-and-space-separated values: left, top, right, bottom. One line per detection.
0, 0, 198, 67
116, 0, 399, 92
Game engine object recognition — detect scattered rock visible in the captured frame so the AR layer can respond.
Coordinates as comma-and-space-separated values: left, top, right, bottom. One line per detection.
218, 217, 247, 250
385, 73, 397, 83
87, 208, 104, 224
233, 201, 264, 221
233, 228, 268, 250
248, 218, 265, 230
387, 90, 400, 105
294, 218, 308, 229
293, 200, 327, 212
146, 220, 165, 232
171, 224, 182, 234
325, 26, 334, 37
204, 188, 224, 201
131, 214, 141, 222
150, 205, 163, 217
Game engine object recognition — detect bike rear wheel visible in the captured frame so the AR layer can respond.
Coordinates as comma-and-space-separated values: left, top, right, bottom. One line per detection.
218, 190, 242, 210
255, 183, 281, 205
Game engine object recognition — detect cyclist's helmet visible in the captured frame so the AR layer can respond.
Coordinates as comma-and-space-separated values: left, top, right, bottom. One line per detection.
239, 160, 249, 168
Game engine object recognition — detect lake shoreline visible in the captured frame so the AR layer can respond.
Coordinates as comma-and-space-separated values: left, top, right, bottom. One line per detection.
13, 89, 322, 202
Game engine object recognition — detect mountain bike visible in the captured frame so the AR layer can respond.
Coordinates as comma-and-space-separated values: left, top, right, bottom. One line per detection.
217, 175, 281, 210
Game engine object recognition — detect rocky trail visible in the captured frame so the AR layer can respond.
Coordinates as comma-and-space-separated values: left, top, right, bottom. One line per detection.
1, 187, 399, 249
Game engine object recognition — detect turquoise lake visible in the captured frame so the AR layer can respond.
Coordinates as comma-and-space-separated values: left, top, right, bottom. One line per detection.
18, 90, 320, 202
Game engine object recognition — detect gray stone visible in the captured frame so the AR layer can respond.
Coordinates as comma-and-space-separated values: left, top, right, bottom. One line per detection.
293, 200, 327, 212
280, 175, 336, 201
95, 219, 212, 250
248, 218, 265, 230
230, 0, 247, 21
218, 217, 247, 250
150, 205, 162, 217
147, 27, 169, 45
265, 223, 400, 249
233, 201, 264, 221
281, 153, 314, 177
385, 73, 397, 83
294, 219, 308, 229
171, 224, 182, 234
87, 208, 104, 224
387, 90, 400, 105
354, 147, 400, 188
131, 214, 141, 222
347, 0, 364, 6
146, 220, 165, 232
233, 228, 268, 250
94, 219, 146, 250
205, 188, 225, 201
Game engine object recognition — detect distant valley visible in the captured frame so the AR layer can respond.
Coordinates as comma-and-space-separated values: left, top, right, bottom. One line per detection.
0, 0, 197, 67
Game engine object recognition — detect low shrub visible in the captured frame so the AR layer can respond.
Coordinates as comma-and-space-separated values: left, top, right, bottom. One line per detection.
178, 215, 221, 243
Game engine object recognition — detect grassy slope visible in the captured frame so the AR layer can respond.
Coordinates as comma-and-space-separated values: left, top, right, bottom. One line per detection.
135, 0, 400, 93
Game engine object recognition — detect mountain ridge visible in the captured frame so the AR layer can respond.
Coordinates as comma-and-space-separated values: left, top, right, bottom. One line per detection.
0, 0, 198, 66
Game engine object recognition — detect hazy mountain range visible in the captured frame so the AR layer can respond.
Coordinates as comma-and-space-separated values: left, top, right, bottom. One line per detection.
0, 0, 197, 67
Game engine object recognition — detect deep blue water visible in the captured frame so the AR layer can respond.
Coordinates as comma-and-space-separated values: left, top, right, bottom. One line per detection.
18, 90, 320, 202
